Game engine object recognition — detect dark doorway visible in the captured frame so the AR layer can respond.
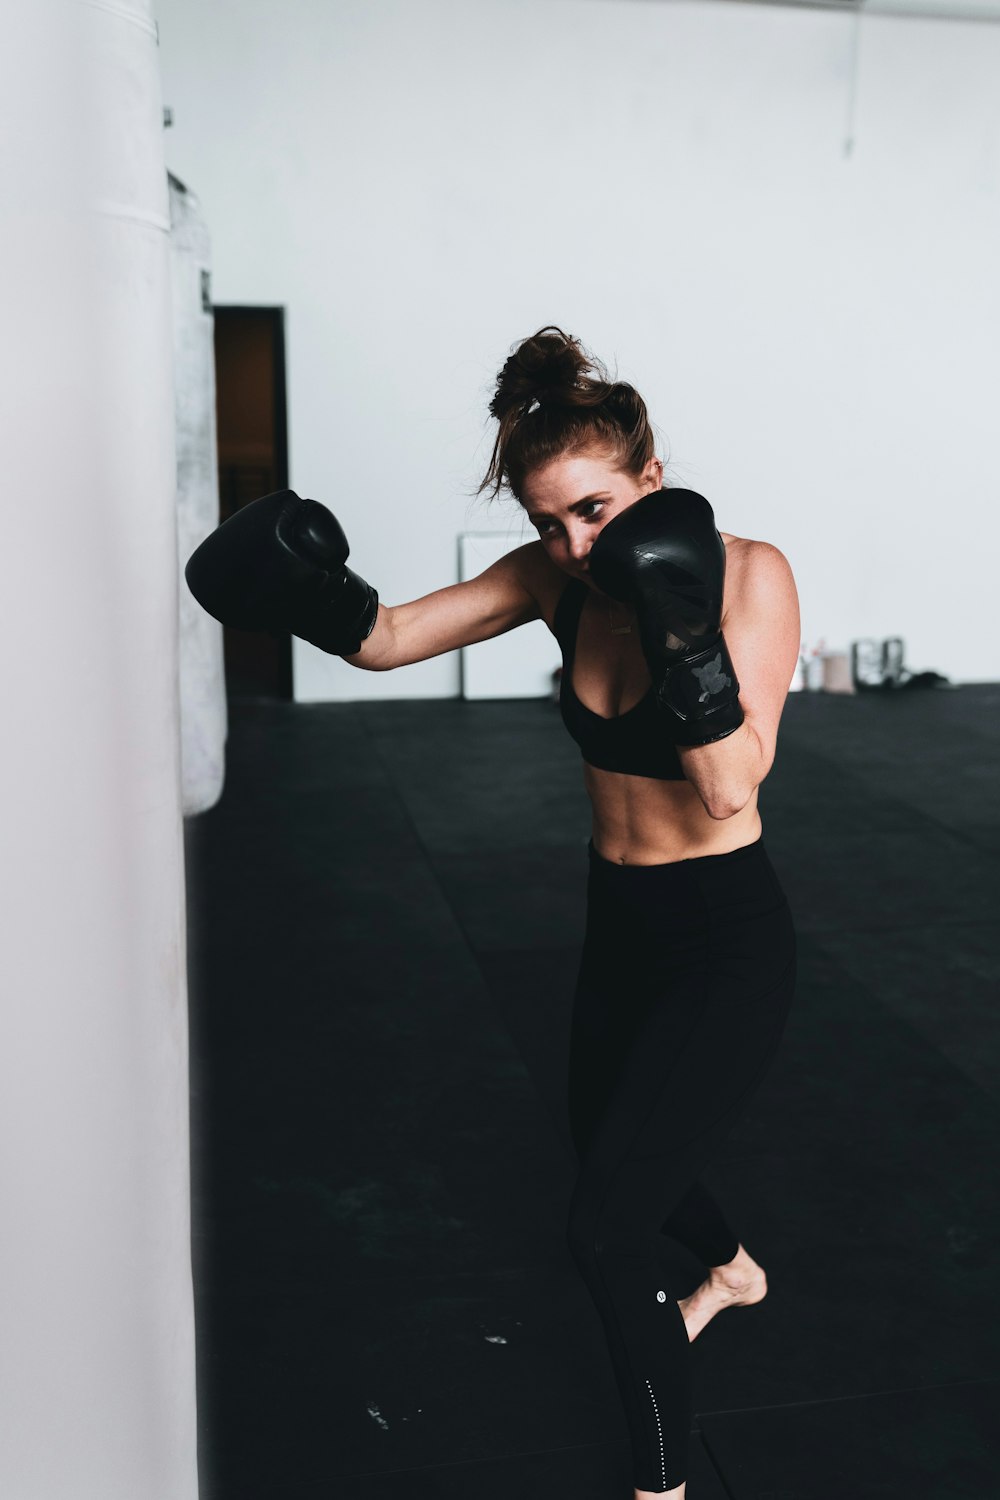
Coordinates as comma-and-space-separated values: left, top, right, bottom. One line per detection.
213, 306, 291, 700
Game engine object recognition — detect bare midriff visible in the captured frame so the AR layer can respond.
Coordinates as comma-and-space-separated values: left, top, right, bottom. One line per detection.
584, 762, 763, 866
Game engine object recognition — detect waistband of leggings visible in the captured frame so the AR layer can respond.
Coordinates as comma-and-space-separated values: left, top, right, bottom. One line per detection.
587, 833, 765, 874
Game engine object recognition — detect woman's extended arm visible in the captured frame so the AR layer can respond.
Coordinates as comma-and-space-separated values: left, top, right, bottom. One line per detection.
677, 542, 801, 818
342, 543, 545, 670
183, 484, 547, 671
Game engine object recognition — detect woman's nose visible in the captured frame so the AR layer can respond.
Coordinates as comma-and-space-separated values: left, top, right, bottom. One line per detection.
567, 527, 591, 563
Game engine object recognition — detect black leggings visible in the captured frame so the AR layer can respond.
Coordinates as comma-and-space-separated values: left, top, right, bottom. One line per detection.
566, 834, 796, 1493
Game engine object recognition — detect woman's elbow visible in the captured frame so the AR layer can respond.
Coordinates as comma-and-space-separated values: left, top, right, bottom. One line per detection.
705, 778, 762, 820
706, 795, 744, 821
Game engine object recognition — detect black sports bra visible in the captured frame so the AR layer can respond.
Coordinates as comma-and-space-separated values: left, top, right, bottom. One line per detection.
553, 578, 686, 781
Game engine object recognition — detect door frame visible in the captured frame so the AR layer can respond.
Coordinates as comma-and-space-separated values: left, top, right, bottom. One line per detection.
213, 305, 292, 701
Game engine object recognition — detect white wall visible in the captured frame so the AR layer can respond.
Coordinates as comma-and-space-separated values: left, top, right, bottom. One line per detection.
0, 4, 198, 1495
159, 0, 1000, 695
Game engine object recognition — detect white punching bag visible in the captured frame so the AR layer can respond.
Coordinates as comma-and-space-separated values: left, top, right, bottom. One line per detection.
170, 170, 227, 816
0, 4, 198, 1498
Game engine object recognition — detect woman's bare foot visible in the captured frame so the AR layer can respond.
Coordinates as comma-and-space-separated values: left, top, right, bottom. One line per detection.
677, 1244, 767, 1342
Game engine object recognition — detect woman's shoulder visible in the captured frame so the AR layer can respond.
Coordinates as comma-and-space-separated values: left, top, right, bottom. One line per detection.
511, 540, 574, 631
720, 533, 798, 629
721, 532, 795, 582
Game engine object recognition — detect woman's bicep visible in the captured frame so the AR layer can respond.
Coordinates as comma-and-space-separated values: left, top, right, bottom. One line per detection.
381, 545, 543, 669
726, 543, 801, 774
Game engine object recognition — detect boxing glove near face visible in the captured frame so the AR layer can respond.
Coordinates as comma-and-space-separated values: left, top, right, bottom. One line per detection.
587, 488, 744, 746
185, 489, 378, 656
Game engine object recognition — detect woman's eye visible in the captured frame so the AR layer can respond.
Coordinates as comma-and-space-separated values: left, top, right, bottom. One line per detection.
535, 502, 602, 536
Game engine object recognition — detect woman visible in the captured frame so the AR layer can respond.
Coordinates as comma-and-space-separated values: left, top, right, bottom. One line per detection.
184, 326, 801, 1500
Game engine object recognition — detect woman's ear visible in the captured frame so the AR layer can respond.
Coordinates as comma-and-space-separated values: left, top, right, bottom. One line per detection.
645, 456, 664, 490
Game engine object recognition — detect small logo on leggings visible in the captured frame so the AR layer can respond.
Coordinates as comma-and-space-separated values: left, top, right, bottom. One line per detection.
656, 1290, 666, 1303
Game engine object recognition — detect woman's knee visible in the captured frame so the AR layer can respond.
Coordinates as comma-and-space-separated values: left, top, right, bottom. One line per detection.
566, 1200, 635, 1277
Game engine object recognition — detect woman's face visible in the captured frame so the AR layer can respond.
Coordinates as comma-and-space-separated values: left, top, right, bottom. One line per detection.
520, 448, 663, 588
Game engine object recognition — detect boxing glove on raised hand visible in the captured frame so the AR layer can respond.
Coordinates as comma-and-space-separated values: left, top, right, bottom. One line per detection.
587, 488, 743, 746
184, 489, 378, 656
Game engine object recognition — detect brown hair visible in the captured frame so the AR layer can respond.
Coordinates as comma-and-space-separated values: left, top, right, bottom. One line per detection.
478, 326, 657, 504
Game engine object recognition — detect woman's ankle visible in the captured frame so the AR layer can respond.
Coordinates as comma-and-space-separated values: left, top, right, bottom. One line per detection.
710, 1243, 757, 1283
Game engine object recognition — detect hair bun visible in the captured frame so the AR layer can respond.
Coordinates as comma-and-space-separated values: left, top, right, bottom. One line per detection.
488, 325, 591, 420
479, 325, 657, 503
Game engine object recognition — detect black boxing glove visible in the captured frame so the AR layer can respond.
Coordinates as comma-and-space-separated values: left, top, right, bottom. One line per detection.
587, 488, 743, 747
184, 489, 378, 656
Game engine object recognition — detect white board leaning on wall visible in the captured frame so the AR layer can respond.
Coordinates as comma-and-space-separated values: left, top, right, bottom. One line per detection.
458, 533, 561, 700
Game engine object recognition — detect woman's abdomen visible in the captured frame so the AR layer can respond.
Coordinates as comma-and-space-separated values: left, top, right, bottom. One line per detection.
584, 762, 763, 866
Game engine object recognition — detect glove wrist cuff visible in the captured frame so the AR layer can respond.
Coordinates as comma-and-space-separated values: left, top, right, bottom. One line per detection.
294, 567, 379, 656
652, 635, 744, 746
